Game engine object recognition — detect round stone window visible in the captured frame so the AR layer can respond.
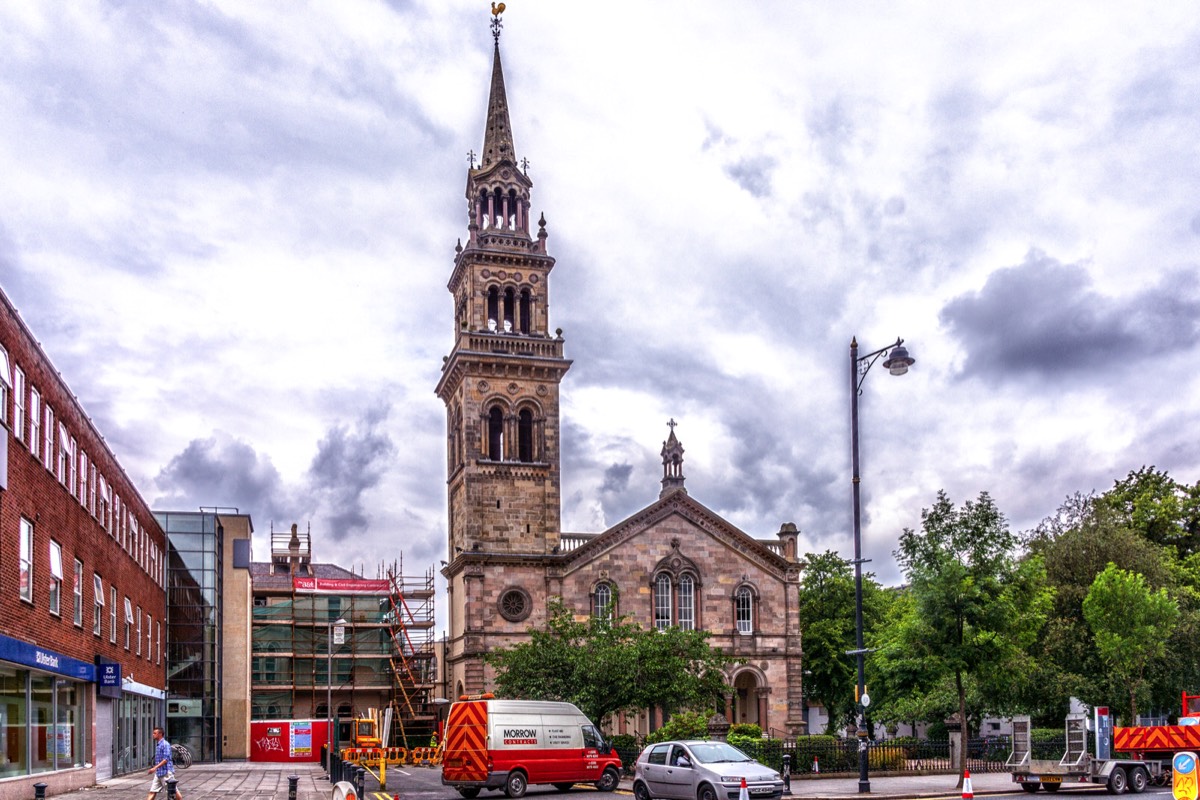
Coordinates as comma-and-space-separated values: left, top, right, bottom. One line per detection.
499, 587, 532, 622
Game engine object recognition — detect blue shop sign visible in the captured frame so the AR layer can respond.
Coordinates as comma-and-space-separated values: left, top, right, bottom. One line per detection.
0, 633, 95, 681
99, 662, 121, 686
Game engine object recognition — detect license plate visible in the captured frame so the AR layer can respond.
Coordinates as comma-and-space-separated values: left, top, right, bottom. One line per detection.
751, 788, 774, 795
1040, 777, 1063, 784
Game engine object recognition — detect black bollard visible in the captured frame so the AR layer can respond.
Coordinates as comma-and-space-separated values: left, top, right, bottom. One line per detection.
166, 777, 178, 800
33, 783, 48, 800
321, 743, 327, 772
781, 754, 792, 796
333, 753, 342, 783
355, 766, 366, 800
288, 774, 299, 800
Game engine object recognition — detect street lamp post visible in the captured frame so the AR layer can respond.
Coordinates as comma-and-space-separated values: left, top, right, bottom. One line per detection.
327, 617, 347, 768
849, 336, 914, 794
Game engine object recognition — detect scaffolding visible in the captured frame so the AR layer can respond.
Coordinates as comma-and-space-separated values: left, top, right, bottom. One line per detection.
250, 526, 437, 748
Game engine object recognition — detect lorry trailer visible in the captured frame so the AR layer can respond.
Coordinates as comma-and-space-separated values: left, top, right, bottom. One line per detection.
1009, 693, 1200, 794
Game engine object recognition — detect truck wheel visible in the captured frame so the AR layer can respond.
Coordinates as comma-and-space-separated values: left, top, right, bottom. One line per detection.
1043, 785, 1061, 793
1129, 767, 1148, 794
633, 781, 652, 800
1108, 767, 1128, 795
596, 767, 620, 792
459, 791, 481, 799
698, 784, 719, 800
1021, 784, 1040, 793
506, 771, 528, 799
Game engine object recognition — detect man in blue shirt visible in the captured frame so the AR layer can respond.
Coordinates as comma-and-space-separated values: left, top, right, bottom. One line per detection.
146, 727, 185, 800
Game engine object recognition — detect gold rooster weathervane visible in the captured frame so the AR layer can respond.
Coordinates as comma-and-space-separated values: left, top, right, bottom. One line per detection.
491, 2, 506, 43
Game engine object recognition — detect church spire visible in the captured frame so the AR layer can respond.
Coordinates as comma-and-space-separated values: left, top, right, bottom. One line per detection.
660, 419, 687, 499
481, 7, 516, 169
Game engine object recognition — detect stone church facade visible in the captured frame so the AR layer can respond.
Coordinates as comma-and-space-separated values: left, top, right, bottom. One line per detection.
438, 12, 807, 735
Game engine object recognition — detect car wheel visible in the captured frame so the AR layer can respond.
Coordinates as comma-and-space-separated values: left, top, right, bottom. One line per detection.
596, 768, 620, 792
1021, 784, 1039, 793
459, 790, 481, 799
506, 771, 528, 799
633, 781, 652, 800
698, 783, 719, 800
1108, 767, 1128, 795
1129, 767, 1148, 794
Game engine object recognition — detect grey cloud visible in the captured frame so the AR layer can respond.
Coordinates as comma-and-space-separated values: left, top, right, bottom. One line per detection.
306, 404, 396, 539
600, 463, 633, 494
724, 155, 776, 198
940, 249, 1200, 379
153, 432, 289, 518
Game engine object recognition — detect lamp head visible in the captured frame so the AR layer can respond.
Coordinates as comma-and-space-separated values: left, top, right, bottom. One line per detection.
882, 344, 915, 376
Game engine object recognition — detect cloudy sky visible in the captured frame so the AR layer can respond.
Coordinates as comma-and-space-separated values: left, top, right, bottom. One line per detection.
3, 2, 1199, 624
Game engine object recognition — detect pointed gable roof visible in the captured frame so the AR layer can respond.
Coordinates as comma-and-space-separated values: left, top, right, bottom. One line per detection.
559, 489, 796, 580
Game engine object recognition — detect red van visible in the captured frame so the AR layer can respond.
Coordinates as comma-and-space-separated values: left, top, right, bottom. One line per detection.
441, 696, 622, 798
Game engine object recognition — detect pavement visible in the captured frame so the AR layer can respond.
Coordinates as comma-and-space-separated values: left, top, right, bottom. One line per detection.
54, 763, 1097, 800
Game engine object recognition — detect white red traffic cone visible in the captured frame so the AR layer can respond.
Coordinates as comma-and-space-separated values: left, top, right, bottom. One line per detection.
738, 777, 750, 800
962, 769, 974, 800
813, 756, 819, 774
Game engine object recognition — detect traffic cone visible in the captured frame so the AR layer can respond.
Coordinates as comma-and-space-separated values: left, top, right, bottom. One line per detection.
962, 769, 974, 800
739, 778, 750, 800
813, 756, 819, 774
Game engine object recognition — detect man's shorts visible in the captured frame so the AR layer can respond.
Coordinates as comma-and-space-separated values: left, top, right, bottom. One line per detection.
150, 772, 176, 793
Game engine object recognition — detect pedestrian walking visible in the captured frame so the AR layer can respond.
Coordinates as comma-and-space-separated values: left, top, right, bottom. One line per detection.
146, 727, 185, 800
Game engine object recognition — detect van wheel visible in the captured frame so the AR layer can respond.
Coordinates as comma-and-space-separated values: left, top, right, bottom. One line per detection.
633, 781, 652, 800
698, 784, 719, 800
459, 791, 481, 799
596, 768, 620, 792
553, 784, 575, 792
506, 771, 528, 799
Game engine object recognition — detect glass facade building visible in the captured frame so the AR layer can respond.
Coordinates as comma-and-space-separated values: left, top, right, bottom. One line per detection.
155, 511, 223, 763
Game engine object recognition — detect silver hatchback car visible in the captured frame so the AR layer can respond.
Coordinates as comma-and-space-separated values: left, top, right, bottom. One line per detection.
633, 740, 785, 800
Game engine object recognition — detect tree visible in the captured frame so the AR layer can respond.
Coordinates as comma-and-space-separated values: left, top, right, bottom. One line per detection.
1099, 467, 1200, 556
1083, 563, 1179, 723
893, 490, 1052, 781
487, 599, 736, 729
795, 550, 885, 733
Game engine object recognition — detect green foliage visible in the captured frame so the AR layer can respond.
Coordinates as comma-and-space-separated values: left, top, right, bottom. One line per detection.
487, 599, 737, 730
886, 490, 1052, 772
1099, 467, 1200, 556
796, 550, 887, 733
1083, 562, 1179, 722
728, 723, 762, 738
644, 710, 710, 744
607, 733, 639, 751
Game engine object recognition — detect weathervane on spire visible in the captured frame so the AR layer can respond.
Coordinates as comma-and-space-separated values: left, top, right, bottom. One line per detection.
490, 2, 506, 43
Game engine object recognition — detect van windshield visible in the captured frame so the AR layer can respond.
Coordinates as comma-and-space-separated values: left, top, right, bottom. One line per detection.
687, 743, 755, 764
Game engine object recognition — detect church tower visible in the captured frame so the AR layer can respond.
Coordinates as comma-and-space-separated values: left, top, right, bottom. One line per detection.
435, 8, 571, 561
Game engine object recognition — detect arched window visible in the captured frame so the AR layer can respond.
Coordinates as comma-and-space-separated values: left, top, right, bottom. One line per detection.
518, 409, 534, 462
735, 586, 754, 635
487, 287, 499, 330
677, 575, 695, 631
487, 406, 504, 460
503, 288, 515, 332
519, 289, 532, 334
593, 583, 613, 620
654, 574, 673, 630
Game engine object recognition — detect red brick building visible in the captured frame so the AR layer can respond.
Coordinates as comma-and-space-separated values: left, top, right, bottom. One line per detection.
0, 286, 167, 797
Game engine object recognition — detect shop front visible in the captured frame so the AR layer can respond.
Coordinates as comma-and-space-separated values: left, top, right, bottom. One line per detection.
0, 635, 94, 800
